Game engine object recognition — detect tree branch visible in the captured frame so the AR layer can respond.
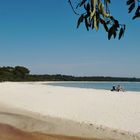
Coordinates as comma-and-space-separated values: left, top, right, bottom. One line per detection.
68, 0, 80, 15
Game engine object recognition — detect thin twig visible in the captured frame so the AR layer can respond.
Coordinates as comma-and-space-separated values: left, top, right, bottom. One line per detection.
68, 0, 80, 15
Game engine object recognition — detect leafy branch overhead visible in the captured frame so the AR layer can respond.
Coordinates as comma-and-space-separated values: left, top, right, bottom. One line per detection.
127, 0, 140, 19
68, 0, 140, 40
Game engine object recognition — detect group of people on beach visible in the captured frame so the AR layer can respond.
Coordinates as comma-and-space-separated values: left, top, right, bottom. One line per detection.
111, 85, 124, 92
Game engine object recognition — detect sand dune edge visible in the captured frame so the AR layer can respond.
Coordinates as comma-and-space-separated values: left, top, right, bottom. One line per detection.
0, 111, 139, 140
0, 123, 101, 140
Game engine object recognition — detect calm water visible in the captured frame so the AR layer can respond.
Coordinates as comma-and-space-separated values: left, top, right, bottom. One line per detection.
48, 82, 140, 92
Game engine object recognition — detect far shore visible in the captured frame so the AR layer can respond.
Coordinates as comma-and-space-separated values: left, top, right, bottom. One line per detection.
0, 82, 140, 140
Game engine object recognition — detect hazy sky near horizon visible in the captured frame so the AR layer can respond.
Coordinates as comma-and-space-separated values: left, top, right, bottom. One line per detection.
0, 0, 140, 77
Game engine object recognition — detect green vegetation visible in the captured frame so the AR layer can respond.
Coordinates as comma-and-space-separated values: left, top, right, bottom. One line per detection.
69, 0, 140, 39
0, 66, 140, 82
0, 66, 30, 81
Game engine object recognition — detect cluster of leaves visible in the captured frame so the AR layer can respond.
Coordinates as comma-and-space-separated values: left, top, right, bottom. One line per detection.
69, 0, 125, 40
127, 0, 140, 19
69, 0, 140, 40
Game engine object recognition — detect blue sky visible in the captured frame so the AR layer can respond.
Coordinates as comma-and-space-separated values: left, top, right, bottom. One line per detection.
0, 0, 140, 77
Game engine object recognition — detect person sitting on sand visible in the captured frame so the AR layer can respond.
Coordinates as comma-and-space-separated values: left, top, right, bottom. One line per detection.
116, 85, 124, 92
111, 85, 116, 91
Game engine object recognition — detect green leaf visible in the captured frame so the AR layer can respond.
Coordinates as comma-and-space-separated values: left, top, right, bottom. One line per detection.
113, 31, 117, 39
77, 14, 84, 28
119, 28, 124, 40
91, 19, 94, 29
94, 14, 99, 30
128, 2, 135, 13
85, 17, 89, 31
114, 20, 119, 28
76, 0, 87, 8
133, 12, 140, 19
126, 0, 134, 5
86, 3, 91, 16
108, 31, 112, 40
133, 6, 140, 20
108, 26, 114, 40
79, 0, 87, 7
98, 2, 104, 14
100, 18, 108, 32
103, 22, 108, 32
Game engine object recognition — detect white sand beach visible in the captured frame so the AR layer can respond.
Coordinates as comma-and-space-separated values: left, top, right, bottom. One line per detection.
0, 82, 140, 140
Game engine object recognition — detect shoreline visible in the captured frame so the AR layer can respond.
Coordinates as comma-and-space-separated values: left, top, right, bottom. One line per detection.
0, 82, 140, 140
1, 81, 140, 92
33, 81, 140, 92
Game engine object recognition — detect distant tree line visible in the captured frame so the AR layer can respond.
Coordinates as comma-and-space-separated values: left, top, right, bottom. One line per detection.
28, 75, 140, 82
0, 66, 140, 82
0, 66, 30, 81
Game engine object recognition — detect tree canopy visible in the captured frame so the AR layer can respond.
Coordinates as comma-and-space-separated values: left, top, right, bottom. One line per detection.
68, 0, 140, 40
0, 66, 30, 81
0, 66, 140, 82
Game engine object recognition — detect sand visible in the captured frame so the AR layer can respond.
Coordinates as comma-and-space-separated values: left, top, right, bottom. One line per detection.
0, 123, 100, 140
0, 82, 140, 140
